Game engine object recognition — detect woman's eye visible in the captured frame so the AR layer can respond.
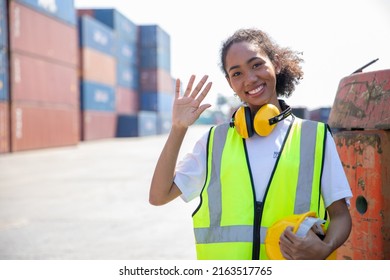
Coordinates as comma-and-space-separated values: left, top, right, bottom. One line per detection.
232, 71, 241, 77
253, 63, 261, 69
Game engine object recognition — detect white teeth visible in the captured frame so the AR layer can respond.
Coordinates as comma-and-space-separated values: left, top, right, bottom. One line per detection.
248, 84, 264, 95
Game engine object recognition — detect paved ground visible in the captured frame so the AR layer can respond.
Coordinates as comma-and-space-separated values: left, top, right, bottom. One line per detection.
0, 125, 212, 260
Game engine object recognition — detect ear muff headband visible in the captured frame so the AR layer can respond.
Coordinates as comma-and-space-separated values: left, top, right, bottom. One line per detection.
230, 102, 292, 138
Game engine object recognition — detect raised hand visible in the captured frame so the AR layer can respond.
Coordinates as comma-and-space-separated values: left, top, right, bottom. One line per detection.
172, 75, 212, 128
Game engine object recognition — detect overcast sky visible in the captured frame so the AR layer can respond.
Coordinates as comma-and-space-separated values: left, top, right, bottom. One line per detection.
74, 0, 390, 110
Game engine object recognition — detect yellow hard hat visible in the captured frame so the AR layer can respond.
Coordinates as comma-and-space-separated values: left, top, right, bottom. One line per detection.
265, 211, 335, 260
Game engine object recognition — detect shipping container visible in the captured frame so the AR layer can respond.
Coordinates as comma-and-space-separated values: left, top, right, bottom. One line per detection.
78, 15, 115, 56
116, 86, 139, 114
140, 92, 173, 112
140, 68, 174, 94
12, 0, 76, 26
0, 101, 10, 153
10, 102, 79, 152
9, 2, 78, 66
80, 81, 115, 112
10, 52, 78, 105
139, 25, 171, 72
157, 111, 171, 135
139, 47, 171, 72
0, 0, 8, 48
116, 61, 138, 90
139, 25, 170, 49
116, 111, 157, 137
115, 38, 138, 66
77, 8, 138, 43
292, 107, 309, 119
79, 47, 116, 86
309, 107, 331, 123
81, 110, 116, 140
0, 48, 8, 101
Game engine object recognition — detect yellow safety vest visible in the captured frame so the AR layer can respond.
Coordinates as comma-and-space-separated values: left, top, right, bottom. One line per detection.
192, 117, 327, 260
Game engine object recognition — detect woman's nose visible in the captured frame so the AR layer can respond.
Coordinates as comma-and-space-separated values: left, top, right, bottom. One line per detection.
245, 70, 257, 86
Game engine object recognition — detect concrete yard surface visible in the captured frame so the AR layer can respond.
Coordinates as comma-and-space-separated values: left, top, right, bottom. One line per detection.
0, 125, 212, 260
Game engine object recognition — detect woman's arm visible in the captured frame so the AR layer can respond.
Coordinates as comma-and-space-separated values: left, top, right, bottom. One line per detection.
321, 198, 352, 254
279, 199, 352, 259
149, 75, 212, 206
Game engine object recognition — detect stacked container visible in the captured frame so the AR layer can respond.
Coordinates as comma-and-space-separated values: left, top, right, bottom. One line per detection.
78, 15, 116, 140
0, 0, 9, 153
328, 69, 390, 259
137, 25, 174, 136
309, 107, 331, 123
292, 107, 309, 119
8, 0, 79, 151
77, 9, 144, 138
85, 9, 139, 113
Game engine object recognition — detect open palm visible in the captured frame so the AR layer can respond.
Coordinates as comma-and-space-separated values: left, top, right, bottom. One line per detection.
172, 75, 212, 128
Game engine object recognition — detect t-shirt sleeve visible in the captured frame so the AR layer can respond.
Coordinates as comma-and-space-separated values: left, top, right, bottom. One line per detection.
174, 131, 209, 202
322, 130, 353, 208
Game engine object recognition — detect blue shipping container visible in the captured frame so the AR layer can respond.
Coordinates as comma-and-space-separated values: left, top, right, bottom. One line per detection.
139, 25, 170, 49
116, 111, 157, 137
115, 38, 138, 65
80, 81, 115, 112
0, 0, 7, 48
117, 62, 138, 90
140, 47, 171, 72
0, 48, 8, 101
78, 16, 115, 56
15, 0, 76, 25
89, 9, 138, 43
157, 112, 172, 135
140, 92, 173, 112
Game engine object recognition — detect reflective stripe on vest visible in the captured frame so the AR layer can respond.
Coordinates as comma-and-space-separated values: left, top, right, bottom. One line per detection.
192, 117, 327, 260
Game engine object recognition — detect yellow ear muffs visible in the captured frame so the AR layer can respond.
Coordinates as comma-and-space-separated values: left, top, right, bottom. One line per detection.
232, 106, 254, 139
230, 101, 292, 138
253, 104, 280, 136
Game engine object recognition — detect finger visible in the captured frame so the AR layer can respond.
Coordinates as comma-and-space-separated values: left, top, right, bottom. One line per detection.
282, 227, 296, 244
196, 103, 212, 116
281, 250, 293, 260
278, 239, 293, 260
195, 81, 212, 103
175, 78, 181, 99
190, 75, 209, 99
183, 75, 196, 97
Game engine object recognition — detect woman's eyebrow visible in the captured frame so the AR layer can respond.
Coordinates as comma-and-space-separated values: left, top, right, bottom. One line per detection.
228, 57, 261, 73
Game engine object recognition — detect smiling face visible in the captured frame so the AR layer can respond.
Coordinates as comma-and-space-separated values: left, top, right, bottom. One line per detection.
225, 41, 280, 113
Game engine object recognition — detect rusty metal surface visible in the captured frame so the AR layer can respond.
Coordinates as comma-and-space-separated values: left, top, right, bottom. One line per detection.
328, 69, 390, 129
333, 130, 390, 259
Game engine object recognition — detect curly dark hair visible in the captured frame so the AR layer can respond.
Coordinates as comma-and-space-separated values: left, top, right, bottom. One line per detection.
219, 28, 304, 98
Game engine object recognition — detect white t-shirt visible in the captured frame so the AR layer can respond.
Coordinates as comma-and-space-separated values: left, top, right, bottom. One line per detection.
174, 116, 352, 208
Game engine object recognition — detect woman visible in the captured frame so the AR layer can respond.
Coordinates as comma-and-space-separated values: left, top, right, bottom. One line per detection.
149, 28, 352, 260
